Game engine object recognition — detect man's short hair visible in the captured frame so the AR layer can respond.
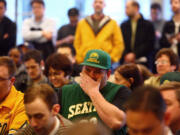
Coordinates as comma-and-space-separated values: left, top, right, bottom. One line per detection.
0, 0, 7, 8
0, 56, 16, 78
24, 83, 58, 110
151, 3, 161, 11
131, 0, 140, 9
68, 8, 79, 17
45, 53, 73, 77
124, 85, 166, 121
30, 0, 45, 7
155, 48, 179, 71
56, 44, 76, 56
159, 81, 180, 104
23, 49, 42, 64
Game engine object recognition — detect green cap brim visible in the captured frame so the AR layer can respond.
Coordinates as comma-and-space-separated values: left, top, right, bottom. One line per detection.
80, 62, 109, 69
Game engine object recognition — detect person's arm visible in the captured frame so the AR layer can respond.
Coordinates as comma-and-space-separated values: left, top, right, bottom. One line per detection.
80, 72, 126, 129
22, 19, 44, 41
110, 21, 125, 63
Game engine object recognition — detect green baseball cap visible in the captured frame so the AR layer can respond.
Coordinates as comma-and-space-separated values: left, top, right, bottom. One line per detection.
80, 49, 111, 69
160, 72, 180, 84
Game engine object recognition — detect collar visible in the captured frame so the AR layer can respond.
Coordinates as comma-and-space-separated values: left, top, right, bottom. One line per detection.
49, 116, 60, 135
33, 16, 45, 23
0, 86, 19, 109
91, 14, 105, 21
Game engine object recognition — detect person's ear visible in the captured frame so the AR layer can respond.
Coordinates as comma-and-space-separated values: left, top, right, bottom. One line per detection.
52, 104, 60, 116
128, 77, 134, 85
10, 77, 15, 85
107, 70, 111, 78
164, 111, 171, 126
40, 60, 45, 70
170, 65, 176, 72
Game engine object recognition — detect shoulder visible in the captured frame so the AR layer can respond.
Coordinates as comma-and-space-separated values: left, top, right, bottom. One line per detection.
62, 83, 80, 91
14, 125, 34, 135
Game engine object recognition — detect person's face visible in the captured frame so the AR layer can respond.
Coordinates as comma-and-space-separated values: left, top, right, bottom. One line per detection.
161, 90, 180, 128
48, 67, 66, 88
82, 66, 109, 89
0, 2, 6, 19
32, 2, 45, 19
0, 65, 14, 101
25, 59, 42, 80
57, 47, 75, 64
125, 1, 136, 18
127, 111, 165, 135
69, 16, 78, 26
8, 49, 21, 66
25, 98, 57, 135
171, 0, 180, 14
114, 71, 131, 88
93, 0, 105, 14
156, 55, 175, 76
151, 9, 161, 21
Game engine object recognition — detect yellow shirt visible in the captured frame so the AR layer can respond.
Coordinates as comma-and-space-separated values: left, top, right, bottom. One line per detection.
0, 86, 28, 135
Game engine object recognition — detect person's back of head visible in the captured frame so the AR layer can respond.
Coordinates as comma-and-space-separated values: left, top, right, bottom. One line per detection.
125, 85, 168, 135
114, 64, 143, 90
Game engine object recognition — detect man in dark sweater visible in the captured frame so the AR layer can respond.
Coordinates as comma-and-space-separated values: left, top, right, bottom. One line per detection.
59, 49, 131, 135
0, 0, 16, 56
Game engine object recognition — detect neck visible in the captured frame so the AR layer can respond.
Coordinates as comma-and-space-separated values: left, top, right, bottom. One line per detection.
46, 116, 57, 135
170, 121, 180, 134
35, 16, 43, 22
93, 12, 103, 20
131, 13, 140, 21
174, 13, 180, 22
32, 74, 43, 83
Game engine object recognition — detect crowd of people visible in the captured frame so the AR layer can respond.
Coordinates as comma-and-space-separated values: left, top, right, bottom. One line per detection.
1, 0, 180, 135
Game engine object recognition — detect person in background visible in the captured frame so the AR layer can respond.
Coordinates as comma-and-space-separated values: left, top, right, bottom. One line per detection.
0, 0, 16, 56
56, 8, 79, 48
22, 0, 56, 60
121, 0, 155, 70
160, 82, 180, 135
23, 49, 48, 91
8, 48, 28, 91
56, 44, 82, 77
114, 64, 143, 91
45, 53, 73, 93
160, 0, 180, 57
144, 48, 179, 87
0, 56, 28, 135
74, 0, 124, 64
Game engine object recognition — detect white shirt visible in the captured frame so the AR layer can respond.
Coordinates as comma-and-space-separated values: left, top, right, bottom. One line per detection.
22, 16, 56, 44
49, 116, 60, 135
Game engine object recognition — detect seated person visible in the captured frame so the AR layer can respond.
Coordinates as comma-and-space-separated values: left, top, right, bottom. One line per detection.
45, 53, 73, 92
23, 49, 48, 92
0, 56, 28, 135
8, 47, 28, 91
56, 44, 82, 77
114, 64, 143, 91
14, 84, 72, 135
144, 48, 179, 87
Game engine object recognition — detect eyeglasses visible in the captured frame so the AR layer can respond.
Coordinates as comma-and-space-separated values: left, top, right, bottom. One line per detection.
155, 60, 169, 65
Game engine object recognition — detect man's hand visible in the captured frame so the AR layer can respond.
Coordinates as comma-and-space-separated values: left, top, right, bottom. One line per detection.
42, 31, 52, 40
80, 72, 101, 96
124, 52, 136, 64
3, 33, 9, 39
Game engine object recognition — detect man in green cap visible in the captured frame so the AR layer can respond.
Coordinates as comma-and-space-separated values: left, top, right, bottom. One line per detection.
59, 49, 131, 135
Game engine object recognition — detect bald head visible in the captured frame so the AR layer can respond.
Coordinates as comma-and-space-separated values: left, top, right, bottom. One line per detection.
93, 0, 106, 15
125, 0, 140, 18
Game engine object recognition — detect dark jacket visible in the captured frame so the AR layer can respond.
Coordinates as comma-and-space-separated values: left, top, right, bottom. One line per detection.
121, 15, 155, 58
0, 16, 16, 56
160, 19, 180, 56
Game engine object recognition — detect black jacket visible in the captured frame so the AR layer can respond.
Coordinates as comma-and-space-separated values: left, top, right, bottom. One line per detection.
121, 15, 155, 58
0, 16, 16, 56
160, 20, 180, 56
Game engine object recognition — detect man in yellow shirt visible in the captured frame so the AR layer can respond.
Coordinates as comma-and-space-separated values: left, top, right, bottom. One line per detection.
74, 0, 124, 64
0, 56, 28, 135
